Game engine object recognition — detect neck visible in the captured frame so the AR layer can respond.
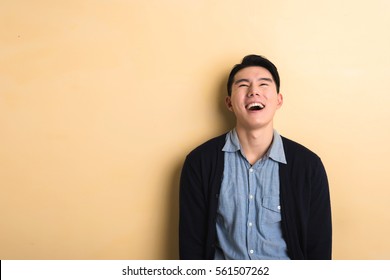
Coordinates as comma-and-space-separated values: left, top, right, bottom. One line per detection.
235, 125, 274, 165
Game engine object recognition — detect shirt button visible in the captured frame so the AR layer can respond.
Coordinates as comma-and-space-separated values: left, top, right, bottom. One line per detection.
277, 205, 281, 210
249, 250, 254, 254
249, 168, 254, 173
248, 222, 253, 227
249, 195, 253, 199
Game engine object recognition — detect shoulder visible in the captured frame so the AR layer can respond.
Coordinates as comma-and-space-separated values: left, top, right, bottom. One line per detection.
187, 133, 227, 158
280, 136, 328, 186
181, 133, 227, 181
182, 133, 227, 170
281, 136, 322, 164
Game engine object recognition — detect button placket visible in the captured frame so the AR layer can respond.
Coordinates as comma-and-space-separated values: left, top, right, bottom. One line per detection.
247, 166, 256, 259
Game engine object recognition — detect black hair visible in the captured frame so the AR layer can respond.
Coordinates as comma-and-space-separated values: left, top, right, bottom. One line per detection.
227, 54, 280, 96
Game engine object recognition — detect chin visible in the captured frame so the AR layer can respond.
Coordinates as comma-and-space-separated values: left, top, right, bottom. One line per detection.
241, 121, 273, 131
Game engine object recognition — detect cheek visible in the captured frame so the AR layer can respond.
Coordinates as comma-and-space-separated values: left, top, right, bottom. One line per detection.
230, 97, 242, 108
267, 93, 282, 104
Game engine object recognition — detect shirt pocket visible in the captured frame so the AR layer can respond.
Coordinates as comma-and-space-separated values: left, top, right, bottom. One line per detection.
261, 196, 282, 224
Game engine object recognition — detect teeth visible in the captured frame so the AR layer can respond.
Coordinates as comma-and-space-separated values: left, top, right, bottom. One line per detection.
247, 103, 265, 110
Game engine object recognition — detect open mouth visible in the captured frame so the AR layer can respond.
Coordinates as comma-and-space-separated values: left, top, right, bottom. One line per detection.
246, 102, 265, 111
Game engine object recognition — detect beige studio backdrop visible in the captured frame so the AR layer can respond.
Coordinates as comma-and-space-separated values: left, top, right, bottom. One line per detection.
1, 0, 390, 259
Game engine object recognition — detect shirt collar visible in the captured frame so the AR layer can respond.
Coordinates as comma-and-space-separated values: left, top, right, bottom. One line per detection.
222, 129, 241, 152
222, 129, 287, 164
269, 130, 287, 164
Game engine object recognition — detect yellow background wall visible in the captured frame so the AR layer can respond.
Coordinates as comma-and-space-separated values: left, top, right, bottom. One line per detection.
1, 0, 390, 259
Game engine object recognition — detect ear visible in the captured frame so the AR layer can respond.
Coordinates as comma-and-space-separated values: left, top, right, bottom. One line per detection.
276, 93, 283, 109
225, 96, 233, 112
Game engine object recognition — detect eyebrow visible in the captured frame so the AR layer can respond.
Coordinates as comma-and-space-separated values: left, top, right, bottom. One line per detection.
234, 77, 274, 84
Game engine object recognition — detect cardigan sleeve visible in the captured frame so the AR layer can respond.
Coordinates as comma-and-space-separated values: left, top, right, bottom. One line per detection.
280, 136, 332, 260
306, 157, 332, 259
179, 134, 226, 260
179, 152, 208, 259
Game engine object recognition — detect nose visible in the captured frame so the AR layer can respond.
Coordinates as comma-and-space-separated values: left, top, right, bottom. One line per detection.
247, 86, 260, 97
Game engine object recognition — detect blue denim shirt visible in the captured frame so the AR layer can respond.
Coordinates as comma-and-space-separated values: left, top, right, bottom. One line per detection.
215, 129, 290, 259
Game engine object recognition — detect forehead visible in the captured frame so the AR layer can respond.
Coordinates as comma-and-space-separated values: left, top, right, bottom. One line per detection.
234, 66, 273, 81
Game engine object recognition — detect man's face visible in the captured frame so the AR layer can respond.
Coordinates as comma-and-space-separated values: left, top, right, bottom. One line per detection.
225, 66, 283, 130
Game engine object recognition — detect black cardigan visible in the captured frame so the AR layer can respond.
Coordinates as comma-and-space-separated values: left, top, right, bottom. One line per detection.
179, 133, 332, 260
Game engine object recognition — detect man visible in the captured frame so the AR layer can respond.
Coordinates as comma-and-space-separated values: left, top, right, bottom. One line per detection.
179, 55, 332, 260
